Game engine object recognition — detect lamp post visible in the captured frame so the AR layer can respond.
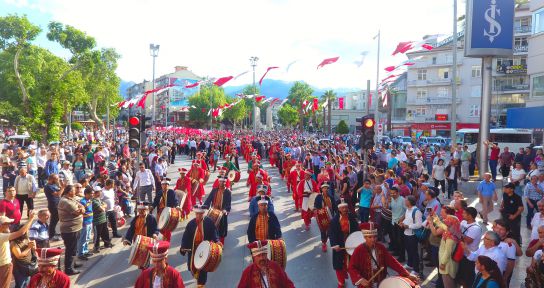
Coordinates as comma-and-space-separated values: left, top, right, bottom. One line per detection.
250, 56, 259, 133
451, 0, 458, 144
149, 43, 160, 129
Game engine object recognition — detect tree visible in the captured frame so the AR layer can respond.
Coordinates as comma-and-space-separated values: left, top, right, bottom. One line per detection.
222, 96, 248, 129
336, 120, 349, 134
0, 15, 41, 113
287, 81, 313, 131
277, 104, 299, 127
322, 90, 336, 134
188, 84, 227, 127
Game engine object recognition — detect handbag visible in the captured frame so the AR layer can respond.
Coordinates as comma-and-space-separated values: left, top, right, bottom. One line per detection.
412, 209, 429, 242
14, 253, 38, 276
452, 240, 464, 262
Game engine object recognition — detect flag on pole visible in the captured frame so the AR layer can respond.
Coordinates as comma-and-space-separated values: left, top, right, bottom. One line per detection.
286, 60, 298, 72
392, 41, 414, 55
317, 57, 339, 69
214, 76, 233, 87
338, 97, 344, 110
255, 96, 265, 102
234, 71, 249, 80
259, 66, 279, 86
185, 82, 200, 88
312, 98, 319, 111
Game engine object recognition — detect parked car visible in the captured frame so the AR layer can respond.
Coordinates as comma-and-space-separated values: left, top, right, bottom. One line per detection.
378, 135, 393, 147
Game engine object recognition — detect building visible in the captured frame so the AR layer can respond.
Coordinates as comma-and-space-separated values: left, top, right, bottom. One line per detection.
331, 90, 374, 132
126, 80, 153, 116
528, 0, 544, 107
383, 72, 409, 136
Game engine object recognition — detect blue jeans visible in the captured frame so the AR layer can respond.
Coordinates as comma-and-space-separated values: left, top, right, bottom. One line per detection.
12, 264, 30, 288
489, 159, 498, 180
358, 207, 370, 222
78, 223, 92, 256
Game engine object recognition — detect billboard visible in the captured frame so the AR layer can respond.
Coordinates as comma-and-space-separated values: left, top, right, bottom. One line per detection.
465, 0, 515, 57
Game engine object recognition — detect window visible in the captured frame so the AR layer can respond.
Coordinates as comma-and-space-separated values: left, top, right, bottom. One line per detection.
513, 57, 527, 66
415, 107, 427, 116
514, 37, 528, 47
445, 54, 453, 64
534, 8, 544, 34
469, 105, 480, 117
472, 65, 481, 78
437, 87, 449, 98
496, 58, 513, 67
471, 85, 482, 97
417, 69, 427, 80
533, 75, 544, 97
432, 57, 437, 64
438, 68, 450, 79
416, 89, 428, 99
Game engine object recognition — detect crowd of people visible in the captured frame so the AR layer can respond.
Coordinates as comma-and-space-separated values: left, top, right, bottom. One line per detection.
0, 128, 543, 287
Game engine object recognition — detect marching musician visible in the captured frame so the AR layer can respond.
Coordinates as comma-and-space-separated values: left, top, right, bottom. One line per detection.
297, 169, 318, 231
246, 163, 270, 202
247, 198, 282, 243
282, 153, 296, 180
314, 183, 337, 252
288, 162, 303, 211
223, 154, 240, 173
180, 204, 220, 288
212, 167, 232, 190
328, 199, 359, 288
188, 160, 206, 205
151, 178, 179, 242
247, 153, 262, 173
175, 168, 192, 219
249, 185, 274, 218
134, 241, 184, 288
28, 248, 70, 288
204, 176, 232, 244
348, 222, 418, 288
195, 152, 209, 171
123, 203, 159, 246
237, 240, 295, 288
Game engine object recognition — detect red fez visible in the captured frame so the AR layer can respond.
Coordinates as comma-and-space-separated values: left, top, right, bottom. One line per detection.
148, 241, 170, 260
247, 240, 268, 257
359, 222, 378, 236
37, 248, 63, 266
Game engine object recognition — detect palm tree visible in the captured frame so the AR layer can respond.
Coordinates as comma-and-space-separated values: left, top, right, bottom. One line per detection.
322, 90, 336, 134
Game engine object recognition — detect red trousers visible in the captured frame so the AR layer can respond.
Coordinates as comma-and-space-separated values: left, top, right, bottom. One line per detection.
301, 209, 312, 226
335, 270, 348, 286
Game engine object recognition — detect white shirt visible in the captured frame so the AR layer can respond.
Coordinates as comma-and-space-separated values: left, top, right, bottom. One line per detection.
133, 169, 155, 189
153, 275, 162, 288
511, 168, 526, 182
531, 213, 544, 240
59, 168, 74, 185
468, 245, 507, 274
448, 166, 456, 180
101, 188, 115, 212
498, 241, 517, 261
460, 220, 482, 252
402, 206, 423, 236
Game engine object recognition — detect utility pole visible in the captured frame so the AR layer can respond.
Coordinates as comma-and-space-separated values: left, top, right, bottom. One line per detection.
451, 0, 458, 144
374, 30, 381, 143
250, 56, 259, 134
150, 43, 160, 130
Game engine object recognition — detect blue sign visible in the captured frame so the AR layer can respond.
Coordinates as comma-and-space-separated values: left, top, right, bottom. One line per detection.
465, 0, 515, 57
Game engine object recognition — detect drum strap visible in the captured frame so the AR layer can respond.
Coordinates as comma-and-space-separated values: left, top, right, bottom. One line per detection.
259, 270, 269, 288
364, 244, 384, 278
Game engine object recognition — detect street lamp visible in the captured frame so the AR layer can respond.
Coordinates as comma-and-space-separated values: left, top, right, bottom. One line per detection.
250, 56, 259, 133
150, 43, 160, 129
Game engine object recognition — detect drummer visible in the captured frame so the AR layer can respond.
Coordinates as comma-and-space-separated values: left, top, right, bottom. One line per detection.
188, 160, 206, 205
288, 161, 303, 211
180, 204, 220, 288
314, 183, 337, 252
212, 167, 232, 190
203, 176, 232, 245
282, 153, 296, 180
237, 240, 295, 288
246, 164, 270, 202
348, 222, 419, 288
249, 185, 274, 218
247, 152, 262, 173
328, 199, 359, 288
151, 178, 180, 242
134, 241, 184, 288
297, 169, 318, 231
123, 203, 159, 245
175, 168, 192, 219
247, 197, 282, 243
222, 154, 239, 173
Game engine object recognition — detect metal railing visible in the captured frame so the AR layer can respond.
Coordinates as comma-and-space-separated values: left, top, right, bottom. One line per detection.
513, 46, 529, 53
514, 26, 531, 33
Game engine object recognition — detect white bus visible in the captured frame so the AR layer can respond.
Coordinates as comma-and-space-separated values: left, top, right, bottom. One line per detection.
456, 128, 533, 153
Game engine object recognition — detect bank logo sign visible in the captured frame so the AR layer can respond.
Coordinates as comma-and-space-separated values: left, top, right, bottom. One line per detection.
465, 0, 514, 57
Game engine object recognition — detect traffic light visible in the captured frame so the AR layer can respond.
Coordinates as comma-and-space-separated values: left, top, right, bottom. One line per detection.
357, 114, 375, 150
128, 116, 140, 149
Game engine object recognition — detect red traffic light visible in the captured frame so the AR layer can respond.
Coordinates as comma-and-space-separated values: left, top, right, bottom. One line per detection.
363, 118, 375, 128
129, 117, 140, 126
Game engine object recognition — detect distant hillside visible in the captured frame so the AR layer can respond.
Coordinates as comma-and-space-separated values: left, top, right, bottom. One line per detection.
223, 79, 359, 99
119, 80, 136, 99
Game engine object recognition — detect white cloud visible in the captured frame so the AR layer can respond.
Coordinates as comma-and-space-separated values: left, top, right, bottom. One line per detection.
4, 0, 460, 89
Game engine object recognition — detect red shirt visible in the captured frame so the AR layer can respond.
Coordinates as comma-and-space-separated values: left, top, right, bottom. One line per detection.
490, 147, 500, 161
0, 198, 21, 224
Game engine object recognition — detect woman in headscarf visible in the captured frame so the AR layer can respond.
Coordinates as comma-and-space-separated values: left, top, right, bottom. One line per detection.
438, 215, 461, 288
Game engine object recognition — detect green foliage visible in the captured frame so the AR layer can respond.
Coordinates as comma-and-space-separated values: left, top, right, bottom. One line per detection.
188, 84, 227, 125
0, 14, 41, 49
322, 89, 336, 102
46, 21, 96, 55
287, 81, 313, 108
336, 120, 349, 134
277, 104, 299, 127
222, 96, 248, 124
71, 122, 84, 131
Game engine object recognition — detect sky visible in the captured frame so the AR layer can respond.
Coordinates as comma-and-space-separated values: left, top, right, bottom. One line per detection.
1, 0, 463, 90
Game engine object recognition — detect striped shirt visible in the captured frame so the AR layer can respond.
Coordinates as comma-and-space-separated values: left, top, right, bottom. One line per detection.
29, 220, 49, 241
524, 182, 543, 201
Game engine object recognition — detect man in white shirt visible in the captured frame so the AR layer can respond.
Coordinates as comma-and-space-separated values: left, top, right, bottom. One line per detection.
465, 231, 507, 274
133, 163, 156, 203
59, 161, 74, 186
14, 167, 37, 218
531, 200, 544, 241
493, 219, 522, 286
101, 179, 121, 238
457, 207, 482, 287
400, 195, 422, 273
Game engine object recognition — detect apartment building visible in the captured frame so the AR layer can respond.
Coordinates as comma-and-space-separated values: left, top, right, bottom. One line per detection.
528, 0, 544, 107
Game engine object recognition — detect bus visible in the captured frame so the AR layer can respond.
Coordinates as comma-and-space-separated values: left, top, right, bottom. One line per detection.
456, 128, 533, 153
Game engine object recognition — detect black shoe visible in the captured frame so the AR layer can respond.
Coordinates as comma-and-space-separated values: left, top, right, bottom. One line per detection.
65, 269, 81, 276
78, 255, 89, 261
92, 248, 100, 254
105, 243, 114, 248
84, 252, 94, 257
74, 263, 83, 268
425, 262, 437, 267
397, 258, 406, 263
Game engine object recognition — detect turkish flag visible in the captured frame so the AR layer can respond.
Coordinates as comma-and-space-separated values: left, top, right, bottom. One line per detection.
392, 41, 414, 55
421, 44, 433, 51
117, 101, 126, 108
338, 97, 344, 110
137, 94, 149, 108
317, 57, 339, 69
384, 66, 396, 72
214, 76, 233, 87
259, 67, 279, 86
185, 82, 200, 88
255, 96, 265, 102
201, 108, 207, 113
312, 98, 318, 111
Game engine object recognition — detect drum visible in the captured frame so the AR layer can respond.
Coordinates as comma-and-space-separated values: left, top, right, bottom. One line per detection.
128, 235, 155, 267
174, 190, 187, 210
206, 208, 224, 227
267, 239, 287, 269
194, 241, 223, 272
307, 193, 319, 210
345, 231, 365, 255
228, 170, 236, 182
301, 196, 309, 211
233, 171, 241, 182
315, 207, 332, 232
158, 207, 181, 231
379, 276, 418, 288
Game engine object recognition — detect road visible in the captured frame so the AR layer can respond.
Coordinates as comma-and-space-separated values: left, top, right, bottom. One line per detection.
6, 154, 529, 287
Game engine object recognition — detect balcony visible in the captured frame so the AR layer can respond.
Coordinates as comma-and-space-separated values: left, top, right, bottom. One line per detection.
408, 78, 461, 87
496, 64, 527, 75
493, 84, 530, 93
514, 26, 531, 34
513, 46, 529, 54
407, 97, 461, 105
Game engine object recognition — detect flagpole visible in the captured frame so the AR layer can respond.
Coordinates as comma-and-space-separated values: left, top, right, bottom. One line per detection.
374, 30, 381, 140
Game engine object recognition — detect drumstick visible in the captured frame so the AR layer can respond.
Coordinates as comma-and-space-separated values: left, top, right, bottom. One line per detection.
180, 248, 192, 252
368, 267, 385, 282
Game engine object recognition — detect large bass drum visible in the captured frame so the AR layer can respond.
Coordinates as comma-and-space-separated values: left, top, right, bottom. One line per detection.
193, 241, 223, 272
128, 235, 155, 267
345, 231, 365, 255
267, 239, 287, 269
379, 276, 419, 288
158, 207, 181, 231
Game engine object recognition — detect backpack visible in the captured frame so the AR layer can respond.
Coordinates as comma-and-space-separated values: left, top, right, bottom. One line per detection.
411, 208, 429, 242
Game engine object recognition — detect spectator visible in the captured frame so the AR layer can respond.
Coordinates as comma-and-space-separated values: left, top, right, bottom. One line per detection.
102, 179, 121, 238
510, 162, 526, 197
401, 195, 422, 274
357, 179, 372, 222
464, 231, 507, 274
43, 174, 63, 241
389, 187, 406, 262
0, 186, 21, 229
432, 159, 446, 197
43, 152, 59, 178
473, 255, 507, 288
14, 167, 37, 218
477, 172, 497, 225
78, 187, 94, 261
10, 224, 37, 288
57, 185, 84, 275
92, 187, 112, 253
500, 183, 524, 245
28, 209, 50, 248
526, 225, 544, 257
498, 147, 515, 179
460, 145, 471, 181
525, 175, 543, 230
444, 159, 460, 199
133, 163, 155, 203
457, 207, 482, 287
438, 215, 461, 288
